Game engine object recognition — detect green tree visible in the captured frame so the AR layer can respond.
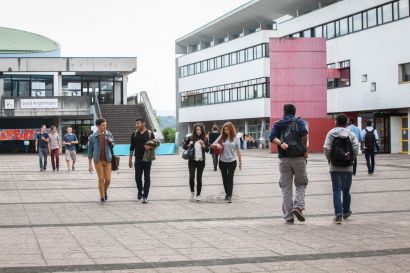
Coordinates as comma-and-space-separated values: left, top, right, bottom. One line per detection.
162, 127, 176, 143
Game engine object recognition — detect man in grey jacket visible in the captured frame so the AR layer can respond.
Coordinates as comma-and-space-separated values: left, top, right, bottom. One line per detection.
324, 114, 359, 224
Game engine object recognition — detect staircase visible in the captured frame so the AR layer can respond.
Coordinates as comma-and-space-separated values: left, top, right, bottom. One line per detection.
99, 104, 152, 144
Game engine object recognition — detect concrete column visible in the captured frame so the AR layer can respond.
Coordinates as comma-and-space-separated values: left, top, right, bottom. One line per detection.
55, 73, 62, 97
0, 77, 4, 97
408, 108, 410, 155
122, 76, 128, 105
244, 120, 249, 134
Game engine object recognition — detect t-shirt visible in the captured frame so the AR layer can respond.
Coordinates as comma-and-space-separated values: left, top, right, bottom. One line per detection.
36, 132, 49, 149
64, 134, 78, 151
130, 130, 155, 160
99, 133, 107, 161
213, 136, 240, 163
49, 134, 60, 150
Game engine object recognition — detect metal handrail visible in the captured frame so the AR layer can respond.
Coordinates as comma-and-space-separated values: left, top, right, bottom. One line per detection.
93, 92, 102, 118
140, 91, 164, 141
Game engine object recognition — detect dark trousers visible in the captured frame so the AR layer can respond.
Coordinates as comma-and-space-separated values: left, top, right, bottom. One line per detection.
331, 172, 352, 217
364, 149, 375, 173
211, 154, 219, 171
219, 160, 237, 197
135, 158, 152, 198
51, 148, 60, 170
352, 158, 357, 175
188, 160, 205, 196
38, 147, 48, 170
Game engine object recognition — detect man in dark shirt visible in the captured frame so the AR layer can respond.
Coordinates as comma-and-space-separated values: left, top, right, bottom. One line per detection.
36, 125, 49, 172
129, 117, 156, 203
270, 104, 309, 224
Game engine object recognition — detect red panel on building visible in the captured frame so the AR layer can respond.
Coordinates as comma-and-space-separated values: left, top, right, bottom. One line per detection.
269, 38, 334, 153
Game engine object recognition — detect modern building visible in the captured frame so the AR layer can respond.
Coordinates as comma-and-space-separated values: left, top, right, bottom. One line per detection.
0, 27, 159, 153
175, 0, 410, 154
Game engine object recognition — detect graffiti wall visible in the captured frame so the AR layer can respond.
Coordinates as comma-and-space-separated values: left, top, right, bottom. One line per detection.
0, 129, 36, 141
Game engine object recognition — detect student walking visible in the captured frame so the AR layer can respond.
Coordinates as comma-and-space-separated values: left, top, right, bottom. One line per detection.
324, 114, 359, 224
88, 118, 115, 203
347, 118, 362, 175
236, 130, 244, 149
129, 117, 157, 204
270, 104, 308, 224
183, 123, 210, 202
63, 127, 79, 171
208, 125, 220, 171
211, 122, 242, 203
36, 125, 49, 172
48, 126, 61, 172
361, 120, 379, 175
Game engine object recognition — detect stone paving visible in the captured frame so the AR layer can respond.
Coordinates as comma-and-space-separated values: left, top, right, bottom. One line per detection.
0, 150, 409, 273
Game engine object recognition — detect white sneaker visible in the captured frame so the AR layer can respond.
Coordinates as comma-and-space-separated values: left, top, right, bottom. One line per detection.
190, 192, 195, 202
196, 195, 201, 202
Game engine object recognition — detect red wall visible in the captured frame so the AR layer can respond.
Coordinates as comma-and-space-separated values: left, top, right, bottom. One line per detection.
269, 38, 334, 153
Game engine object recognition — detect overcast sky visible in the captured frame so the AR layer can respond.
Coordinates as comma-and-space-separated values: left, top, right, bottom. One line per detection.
1, 0, 249, 115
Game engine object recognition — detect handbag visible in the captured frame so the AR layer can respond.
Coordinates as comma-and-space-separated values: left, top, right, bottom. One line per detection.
109, 145, 120, 171
213, 137, 224, 156
182, 146, 195, 160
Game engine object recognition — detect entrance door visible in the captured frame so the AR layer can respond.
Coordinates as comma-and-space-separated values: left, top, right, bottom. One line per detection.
374, 116, 390, 153
402, 117, 408, 154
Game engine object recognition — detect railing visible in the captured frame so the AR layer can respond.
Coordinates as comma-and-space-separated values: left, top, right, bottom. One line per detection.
140, 91, 164, 141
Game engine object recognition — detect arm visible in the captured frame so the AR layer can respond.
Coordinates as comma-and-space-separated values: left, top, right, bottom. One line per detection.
182, 137, 192, 150
210, 136, 221, 148
323, 132, 332, 162
72, 135, 79, 145
35, 135, 38, 151
129, 133, 135, 168
204, 138, 210, 153
236, 141, 242, 170
88, 137, 94, 173
351, 134, 359, 159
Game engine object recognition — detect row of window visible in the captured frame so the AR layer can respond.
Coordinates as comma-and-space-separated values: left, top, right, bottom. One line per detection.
180, 78, 269, 108
289, 0, 410, 39
3, 75, 53, 97
179, 44, 269, 78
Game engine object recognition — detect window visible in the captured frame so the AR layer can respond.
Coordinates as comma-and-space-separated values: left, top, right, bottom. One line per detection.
339, 18, 349, 36
62, 76, 82, 96
352, 13, 362, 32
188, 64, 194, 75
224, 90, 230, 102
201, 61, 208, 72
100, 81, 114, 104
231, 89, 238, 101
238, 50, 246, 63
400, 63, 410, 83
3, 75, 53, 97
327, 60, 351, 89
215, 56, 222, 69
255, 45, 263, 58
303, 29, 312, 37
208, 59, 215, 71
314, 26, 323, 37
246, 47, 254, 61
247, 86, 255, 99
195, 63, 201, 74
222, 54, 230, 67
399, 0, 410, 18
367, 9, 377, 27
393, 2, 400, 20
230, 52, 238, 65
239, 87, 246, 100
326, 22, 335, 39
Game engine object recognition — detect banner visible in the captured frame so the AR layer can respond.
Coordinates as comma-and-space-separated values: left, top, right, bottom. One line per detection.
0, 129, 36, 141
20, 99, 58, 109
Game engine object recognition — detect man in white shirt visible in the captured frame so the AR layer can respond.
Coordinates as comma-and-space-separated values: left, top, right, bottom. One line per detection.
361, 120, 379, 175
236, 130, 244, 149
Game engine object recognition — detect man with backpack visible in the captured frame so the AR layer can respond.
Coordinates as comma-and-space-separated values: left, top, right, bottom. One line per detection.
361, 120, 379, 175
270, 104, 308, 224
324, 114, 359, 224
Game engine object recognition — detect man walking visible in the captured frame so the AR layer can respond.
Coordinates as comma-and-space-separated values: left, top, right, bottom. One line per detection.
63, 127, 78, 171
270, 104, 308, 224
129, 117, 157, 204
48, 126, 61, 172
36, 125, 49, 172
347, 118, 362, 175
361, 120, 379, 175
88, 118, 115, 203
324, 114, 359, 224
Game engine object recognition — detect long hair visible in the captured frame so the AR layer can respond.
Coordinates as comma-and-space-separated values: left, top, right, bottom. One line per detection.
221, 122, 237, 142
192, 123, 206, 142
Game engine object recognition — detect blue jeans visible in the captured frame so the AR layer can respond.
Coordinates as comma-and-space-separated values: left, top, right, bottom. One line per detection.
364, 149, 375, 173
331, 172, 352, 217
38, 147, 48, 170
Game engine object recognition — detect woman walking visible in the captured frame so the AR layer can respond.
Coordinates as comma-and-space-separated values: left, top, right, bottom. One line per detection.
48, 126, 61, 172
208, 125, 220, 171
211, 122, 242, 203
183, 123, 210, 202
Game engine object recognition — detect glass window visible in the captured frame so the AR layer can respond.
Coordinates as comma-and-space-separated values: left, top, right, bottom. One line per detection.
188, 95, 195, 107
18, 81, 30, 97
224, 90, 230, 102
257, 84, 265, 98
314, 26, 323, 37
195, 94, 202, 105
367, 9, 377, 27
238, 50, 245, 63
201, 61, 208, 72
100, 81, 113, 91
222, 54, 230, 67
195, 63, 201, 74
377, 7, 383, 25
216, 91, 223, 103
246, 47, 254, 61
327, 22, 335, 39
230, 52, 238, 65
208, 59, 215, 70
202, 93, 208, 105
401, 63, 410, 82
399, 0, 410, 18
231, 89, 238, 101
393, 1, 399, 20
181, 96, 188, 107
348, 17, 353, 33
239, 87, 246, 100
340, 18, 348, 36
303, 29, 312, 37
63, 76, 81, 96
255, 45, 263, 58
208, 93, 215, 104
335, 21, 340, 37
4, 79, 12, 97
353, 13, 362, 31
188, 64, 194, 75
247, 86, 256, 99
215, 56, 222, 69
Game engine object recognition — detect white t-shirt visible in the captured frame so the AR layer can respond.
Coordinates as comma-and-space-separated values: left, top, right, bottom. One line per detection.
361, 127, 379, 140
194, 141, 203, 161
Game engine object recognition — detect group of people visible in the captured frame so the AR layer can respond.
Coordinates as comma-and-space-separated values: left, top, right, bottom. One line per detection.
35, 125, 79, 172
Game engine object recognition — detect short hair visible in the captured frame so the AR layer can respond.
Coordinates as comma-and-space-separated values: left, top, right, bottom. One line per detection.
50, 126, 56, 131
154, 129, 157, 132
41, 124, 47, 129
349, 118, 355, 124
96, 118, 106, 126
366, 120, 372, 126
283, 104, 296, 116
336, 114, 348, 127
135, 117, 146, 123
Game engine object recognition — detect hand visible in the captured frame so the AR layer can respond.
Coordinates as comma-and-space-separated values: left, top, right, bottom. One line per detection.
280, 143, 289, 150
48, 149, 51, 154
128, 160, 133, 168
144, 145, 152, 150
88, 164, 93, 173
107, 138, 113, 143
66, 142, 71, 146
304, 152, 308, 159
189, 141, 194, 146
239, 161, 242, 170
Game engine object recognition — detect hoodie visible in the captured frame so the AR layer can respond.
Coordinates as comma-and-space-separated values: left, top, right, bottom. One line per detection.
323, 127, 359, 172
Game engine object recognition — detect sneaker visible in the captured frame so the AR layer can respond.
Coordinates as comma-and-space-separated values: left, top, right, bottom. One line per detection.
104, 192, 108, 201
100, 197, 105, 204
72, 166, 75, 171
142, 197, 148, 204
285, 218, 295, 225
343, 211, 352, 219
137, 192, 142, 200
40, 169, 44, 172
293, 208, 306, 222
196, 195, 201, 202
334, 216, 343, 224
224, 195, 228, 201
226, 196, 232, 203
53, 168, 56, 172
190, 192, 195, 202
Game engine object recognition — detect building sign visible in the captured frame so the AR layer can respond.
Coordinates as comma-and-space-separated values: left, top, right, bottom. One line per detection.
5, 99, 14, 110
21, 99, 58, 109
0, 129, 36, 141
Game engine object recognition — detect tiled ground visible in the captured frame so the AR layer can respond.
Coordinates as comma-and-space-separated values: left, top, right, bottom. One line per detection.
0, 150, 409, 273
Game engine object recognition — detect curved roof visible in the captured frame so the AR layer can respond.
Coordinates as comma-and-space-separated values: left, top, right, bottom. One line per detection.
0, 27, 60, 54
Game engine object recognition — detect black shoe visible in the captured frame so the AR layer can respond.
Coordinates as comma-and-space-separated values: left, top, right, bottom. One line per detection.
104, 192, 108, 201
72, 166, 75, 171
138, 192, 142, 200
343, 211, 352, 219
53, 168, 56, 172
226, 196, 232, 203
40, 169, 44, 172
293, 208, 306, 222
224, 195, 228, 201
334, 216, 343, 224
285, 219, 294, 225
100, 197, 105, 204
142, 197, 148, 204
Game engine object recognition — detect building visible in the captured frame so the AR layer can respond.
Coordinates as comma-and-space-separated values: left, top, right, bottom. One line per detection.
175, 0, 410, 154
0, 27, 156, 153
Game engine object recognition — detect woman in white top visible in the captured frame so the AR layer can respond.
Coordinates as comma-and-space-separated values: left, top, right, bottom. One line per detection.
211, 122, 242, 203
183, 123, 210, 202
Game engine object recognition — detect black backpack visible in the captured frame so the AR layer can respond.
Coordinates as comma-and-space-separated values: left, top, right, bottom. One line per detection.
280, 118, 307, 157
330, 137, 354, 167
364, 129, 376, 150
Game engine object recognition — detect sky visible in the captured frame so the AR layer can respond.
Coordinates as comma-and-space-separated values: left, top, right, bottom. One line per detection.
1, 0, 249, 116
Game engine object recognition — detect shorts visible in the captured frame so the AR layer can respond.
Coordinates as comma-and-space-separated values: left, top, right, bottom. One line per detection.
65, 150, 77, 161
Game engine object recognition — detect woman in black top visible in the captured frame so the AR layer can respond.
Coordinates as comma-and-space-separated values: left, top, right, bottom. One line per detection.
208, 125, 220, 171
183, 123, 209, 202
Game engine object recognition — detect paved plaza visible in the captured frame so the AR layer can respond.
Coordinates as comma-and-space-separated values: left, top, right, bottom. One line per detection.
0, 150, 409, 273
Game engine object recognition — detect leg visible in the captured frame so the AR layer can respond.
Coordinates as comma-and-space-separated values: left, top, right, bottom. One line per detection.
279, 158, 294, 221
293, 157, 308, 210
219, 161, 229, 195
196, 161, 205, 196
103, 162, 112, 193
352, 158, 357, 175
42, 148, 48, 170
134, 159, 144, 194
364, 150, 371, 173
95, 161, 105, 198
38, 149, 43, 170
142, 162, 152, 198
56, 148, 60, 170
71, 151, 77, 170
212, 154, 218, 171
370, 151, 375, 173
188, 160, 196, 193
226, 161, 237, 197
65, 150, 71, 170
51, 149, 56, 170
342, 172, 352, 214
331, 172, 343, 217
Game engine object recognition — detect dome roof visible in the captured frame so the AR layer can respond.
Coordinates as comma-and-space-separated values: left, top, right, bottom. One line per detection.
0, 27, 60, 54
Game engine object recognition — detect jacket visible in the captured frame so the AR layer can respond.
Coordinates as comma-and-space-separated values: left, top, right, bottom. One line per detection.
88, 130, 115, 163
183, 136, 210, 161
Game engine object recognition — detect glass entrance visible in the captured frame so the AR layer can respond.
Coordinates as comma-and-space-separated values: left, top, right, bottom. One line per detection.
402, 117, 408, 154
374, 116, 390, 153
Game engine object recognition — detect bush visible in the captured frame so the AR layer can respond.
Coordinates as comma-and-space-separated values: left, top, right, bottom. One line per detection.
162, 127, 176, 143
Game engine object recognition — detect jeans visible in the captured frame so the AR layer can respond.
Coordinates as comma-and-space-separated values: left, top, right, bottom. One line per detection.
188, 160, 205, 195
364, 149, 375, 173
278, 157, 308, 221
331, 172, 352, 217
135, 158, 152, 198
38, 147, 48, 170
95, 161, 112, 198
51, 148, 60, 170
352, 158, 357, 175
219, 160, 237, 197
211, 154, 219, 171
